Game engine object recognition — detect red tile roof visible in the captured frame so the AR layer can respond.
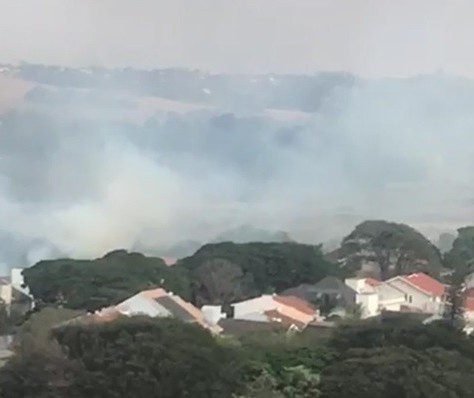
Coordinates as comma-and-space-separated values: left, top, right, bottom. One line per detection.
464, 288, 474, 298
465, 297, 474, 312
403, 273, 445, 297
366, 278, 381, 287
274, 295, 317, 315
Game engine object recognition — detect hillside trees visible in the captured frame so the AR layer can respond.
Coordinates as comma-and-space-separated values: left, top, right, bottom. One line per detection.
180, 242, 339, 305
23, 250, 191, 311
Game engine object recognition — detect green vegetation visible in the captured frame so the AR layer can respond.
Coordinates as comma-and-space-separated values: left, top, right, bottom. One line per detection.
179, 242, 340, 305
23, 243, 339, 310
335, 220, 443, 279
3, 316, 474, 398
444, 226, 474, 276
23, 250, 191, 311
321, 318, 474, 398
14, 307, 85, 353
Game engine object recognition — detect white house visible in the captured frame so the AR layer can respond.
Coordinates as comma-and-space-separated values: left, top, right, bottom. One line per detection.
230, 294, 320, 329
232, 295, 277, 320
201, 305, 227, 326
345, 273, 445, 317
345, 278, 380, 318
375, 282, 405, 312
0, 268, 35, 311
385, 273, 445, 314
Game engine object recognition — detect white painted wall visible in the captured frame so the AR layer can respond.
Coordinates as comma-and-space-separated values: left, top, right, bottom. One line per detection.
236, 311, 270, 322
345, 279, 365, 293
202, 305, 226, 325
10, 269, 24, 288
116, 295, 170, 318
356, 293, 379, 318
0, 285, 12, 305
232, 295, 277, 319
386, 278, 443, 314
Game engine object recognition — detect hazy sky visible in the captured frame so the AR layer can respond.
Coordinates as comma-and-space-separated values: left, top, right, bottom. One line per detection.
0, 0, 473, 76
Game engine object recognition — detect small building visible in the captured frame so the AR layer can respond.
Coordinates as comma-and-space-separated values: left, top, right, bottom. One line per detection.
385, 273, 445, 314
66, 288, 222, 334
229, 294, 320, 331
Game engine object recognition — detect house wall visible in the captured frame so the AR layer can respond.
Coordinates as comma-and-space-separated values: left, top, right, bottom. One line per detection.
11, 269, 25, 288
356, 293, 379, 318
232, 295, 277, 319
116, 295, 171, 318
383, 302, 402, 311
0, 285, 12, 305
202, 305, 226, 325
465, 310, 474, 323
236, 311, 270, 322
386, 279, 442, 314
376, 283, 405, 312
345, 279, 363, 293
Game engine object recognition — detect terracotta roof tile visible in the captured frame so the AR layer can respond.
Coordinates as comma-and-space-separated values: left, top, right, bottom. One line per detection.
403, 273, 445, 297
365, 278, 381, 287
139, 288, 168, 300
274, 295, 317, 315
465, 297, 474, 312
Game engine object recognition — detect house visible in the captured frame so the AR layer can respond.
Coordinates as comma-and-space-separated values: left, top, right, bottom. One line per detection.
281, 276, 357, 312
229, 294, 320, 331
0, 277, 12, 305
67, 288, 222, 334
0, 268, 35, 313
385, 273, 446, 314
345, 278, 380, 318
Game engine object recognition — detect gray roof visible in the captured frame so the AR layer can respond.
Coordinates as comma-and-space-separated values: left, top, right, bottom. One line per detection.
283, 277, 356, 295
155, 296, 196, 323
281, 276, 356, 305
313, 276, 354, 292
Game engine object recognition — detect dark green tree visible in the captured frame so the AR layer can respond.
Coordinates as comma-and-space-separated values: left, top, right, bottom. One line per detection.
321, 346, 474, 398
180, 242, 339, 305
53, 317, 244, 398
443, 271, 465, 329
23, 250, 191, 311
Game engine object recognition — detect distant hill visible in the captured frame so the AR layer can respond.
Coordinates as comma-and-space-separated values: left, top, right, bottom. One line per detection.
328, 220, 443, 279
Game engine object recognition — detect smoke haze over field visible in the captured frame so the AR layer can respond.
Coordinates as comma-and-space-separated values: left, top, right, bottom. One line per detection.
1, 1, 474, 270
0, 68, 473, 271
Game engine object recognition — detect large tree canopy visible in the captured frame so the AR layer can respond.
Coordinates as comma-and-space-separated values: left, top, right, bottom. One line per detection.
1, 317, 245, 398
23, 250, 191, 311
180, 242, 339, 305
321, 346, 474, 398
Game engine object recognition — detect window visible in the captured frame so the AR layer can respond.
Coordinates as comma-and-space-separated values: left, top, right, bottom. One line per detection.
408, 296, 413, 304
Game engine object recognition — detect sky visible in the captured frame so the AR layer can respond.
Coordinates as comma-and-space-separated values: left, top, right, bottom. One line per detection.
0, 0, 473, 76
